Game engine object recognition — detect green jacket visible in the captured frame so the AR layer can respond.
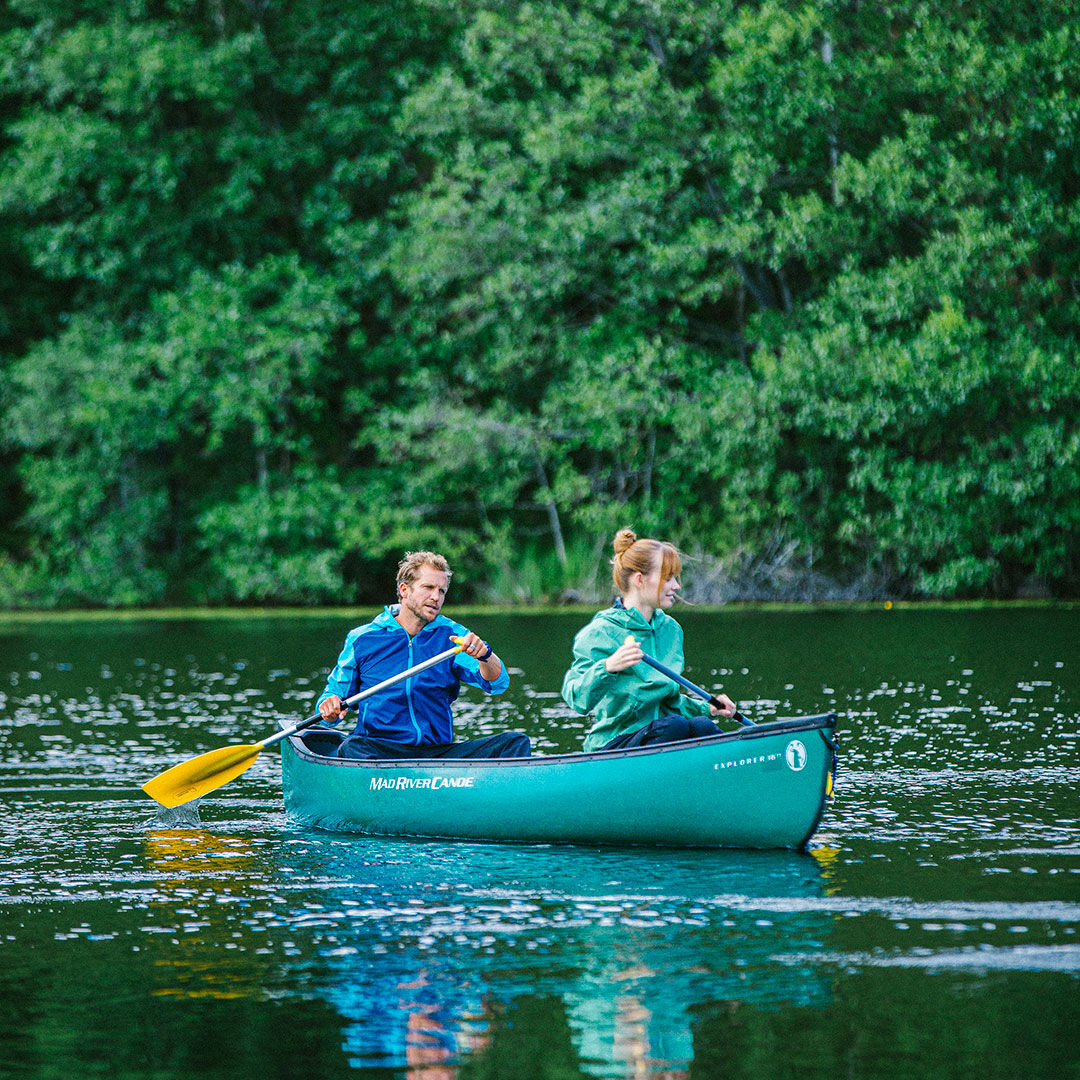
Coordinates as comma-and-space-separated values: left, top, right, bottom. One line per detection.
561, 601, 710, 751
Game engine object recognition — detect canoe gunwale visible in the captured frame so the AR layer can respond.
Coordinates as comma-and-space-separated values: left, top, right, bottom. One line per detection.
284, 712, 838, 769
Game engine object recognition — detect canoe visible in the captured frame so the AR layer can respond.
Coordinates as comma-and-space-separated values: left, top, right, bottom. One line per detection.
280, 712, 838, 850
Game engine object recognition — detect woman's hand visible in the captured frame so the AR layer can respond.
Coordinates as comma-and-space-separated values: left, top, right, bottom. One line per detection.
708, 693, 737, 718
604, 634, 644, 673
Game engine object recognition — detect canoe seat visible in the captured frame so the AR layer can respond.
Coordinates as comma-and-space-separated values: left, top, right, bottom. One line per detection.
297, 728, 345, 757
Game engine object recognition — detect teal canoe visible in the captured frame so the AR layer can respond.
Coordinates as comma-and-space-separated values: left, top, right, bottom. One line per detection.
280, 712, 838, 850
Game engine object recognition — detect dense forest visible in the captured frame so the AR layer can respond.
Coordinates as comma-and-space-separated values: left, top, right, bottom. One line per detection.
0, 0, 1077, 607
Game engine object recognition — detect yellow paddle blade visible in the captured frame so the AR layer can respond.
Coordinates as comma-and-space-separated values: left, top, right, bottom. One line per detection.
141, 743, 263, 809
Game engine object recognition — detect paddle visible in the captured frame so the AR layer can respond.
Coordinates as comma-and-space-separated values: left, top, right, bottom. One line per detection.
638, 652, 755, 727
141, 644, 463, 808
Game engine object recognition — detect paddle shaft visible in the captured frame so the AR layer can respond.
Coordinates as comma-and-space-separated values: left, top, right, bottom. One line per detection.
638, 652, 754, 727
259, 645, 462, 749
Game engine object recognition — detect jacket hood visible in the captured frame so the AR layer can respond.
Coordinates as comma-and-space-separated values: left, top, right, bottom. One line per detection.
592, 601, 665, 635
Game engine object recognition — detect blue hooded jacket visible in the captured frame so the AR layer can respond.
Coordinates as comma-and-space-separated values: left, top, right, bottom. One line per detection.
316, 606, 510, 746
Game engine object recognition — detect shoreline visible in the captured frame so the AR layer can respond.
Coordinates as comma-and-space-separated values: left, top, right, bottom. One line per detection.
0, 597, 1076, 624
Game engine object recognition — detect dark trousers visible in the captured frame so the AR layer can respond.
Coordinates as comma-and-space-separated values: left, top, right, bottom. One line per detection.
336, 730, 531, 760
601, 713, 720, 751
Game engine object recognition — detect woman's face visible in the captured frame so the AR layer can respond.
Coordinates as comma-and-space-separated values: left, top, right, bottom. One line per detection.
640, 560, 680, 609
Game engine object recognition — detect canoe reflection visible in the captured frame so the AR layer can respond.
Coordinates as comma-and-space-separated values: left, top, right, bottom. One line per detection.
318, 841, 837, 1078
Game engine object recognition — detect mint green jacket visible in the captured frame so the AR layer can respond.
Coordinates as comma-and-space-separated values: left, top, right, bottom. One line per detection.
561, 602, 710, 751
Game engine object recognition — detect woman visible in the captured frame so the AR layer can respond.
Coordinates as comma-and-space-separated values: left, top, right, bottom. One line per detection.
561, 528, 737, 752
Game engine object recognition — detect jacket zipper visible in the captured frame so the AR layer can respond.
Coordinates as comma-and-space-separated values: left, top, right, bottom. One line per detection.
404, 631, 422, 745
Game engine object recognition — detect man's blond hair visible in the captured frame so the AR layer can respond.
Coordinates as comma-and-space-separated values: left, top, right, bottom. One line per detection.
396, 550, 452, 591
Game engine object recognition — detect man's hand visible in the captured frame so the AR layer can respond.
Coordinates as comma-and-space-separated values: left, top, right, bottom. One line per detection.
318, 694, 347, 722
455, 632, 502, 679
455, 632, 490, 660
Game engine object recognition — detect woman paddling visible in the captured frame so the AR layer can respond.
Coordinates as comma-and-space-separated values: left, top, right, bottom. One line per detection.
561, 528, 737, 752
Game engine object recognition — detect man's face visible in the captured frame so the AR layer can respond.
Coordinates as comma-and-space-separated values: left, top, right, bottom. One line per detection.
399, 567, 448, 625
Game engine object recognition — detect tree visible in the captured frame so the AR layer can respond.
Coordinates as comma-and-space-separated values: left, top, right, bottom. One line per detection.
0, 0, 452, 605
1, 0, 1078, 605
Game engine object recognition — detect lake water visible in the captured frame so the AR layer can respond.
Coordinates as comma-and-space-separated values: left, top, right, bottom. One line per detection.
1, 606, 1078, 1078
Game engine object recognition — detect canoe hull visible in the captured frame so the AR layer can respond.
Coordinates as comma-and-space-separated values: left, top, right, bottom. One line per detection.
281, 713, 837, 850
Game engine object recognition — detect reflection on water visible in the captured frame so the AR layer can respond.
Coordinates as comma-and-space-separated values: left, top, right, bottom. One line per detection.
135, 824, 839, 1077
143, 828, 267, 1001
313, 844, 836, 1077
1, 608, 1079, 1078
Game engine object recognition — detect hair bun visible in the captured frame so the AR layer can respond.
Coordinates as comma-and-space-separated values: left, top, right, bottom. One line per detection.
613, 527, 637, 559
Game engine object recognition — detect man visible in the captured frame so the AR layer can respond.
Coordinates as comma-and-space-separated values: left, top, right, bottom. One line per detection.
316, 551, 530, 759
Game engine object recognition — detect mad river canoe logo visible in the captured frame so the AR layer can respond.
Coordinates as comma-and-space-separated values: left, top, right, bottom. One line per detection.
785, 739, 808, 772
369, 775, 475, 791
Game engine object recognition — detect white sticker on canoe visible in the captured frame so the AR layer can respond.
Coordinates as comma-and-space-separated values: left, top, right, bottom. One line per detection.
370, 776, 475, 791
714, 751, 782, 771
785, 740, 808, 772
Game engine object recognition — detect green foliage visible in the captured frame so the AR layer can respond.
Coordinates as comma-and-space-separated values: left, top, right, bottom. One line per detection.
1, 0, 1078, 606
5, 315, 172, 606
194, 467, 349, 603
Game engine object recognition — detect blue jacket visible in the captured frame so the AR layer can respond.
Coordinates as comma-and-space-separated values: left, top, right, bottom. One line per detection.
316, 607, 510, 746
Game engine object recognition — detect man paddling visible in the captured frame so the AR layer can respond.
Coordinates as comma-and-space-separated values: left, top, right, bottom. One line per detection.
316, 551, 530, 759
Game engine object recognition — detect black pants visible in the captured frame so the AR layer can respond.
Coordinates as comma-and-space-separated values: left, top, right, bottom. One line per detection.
336, 730, 531, 760
601, 713, 719, 751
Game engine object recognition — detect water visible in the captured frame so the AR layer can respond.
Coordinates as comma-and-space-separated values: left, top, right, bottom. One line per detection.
1, 607, 1078, 1078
